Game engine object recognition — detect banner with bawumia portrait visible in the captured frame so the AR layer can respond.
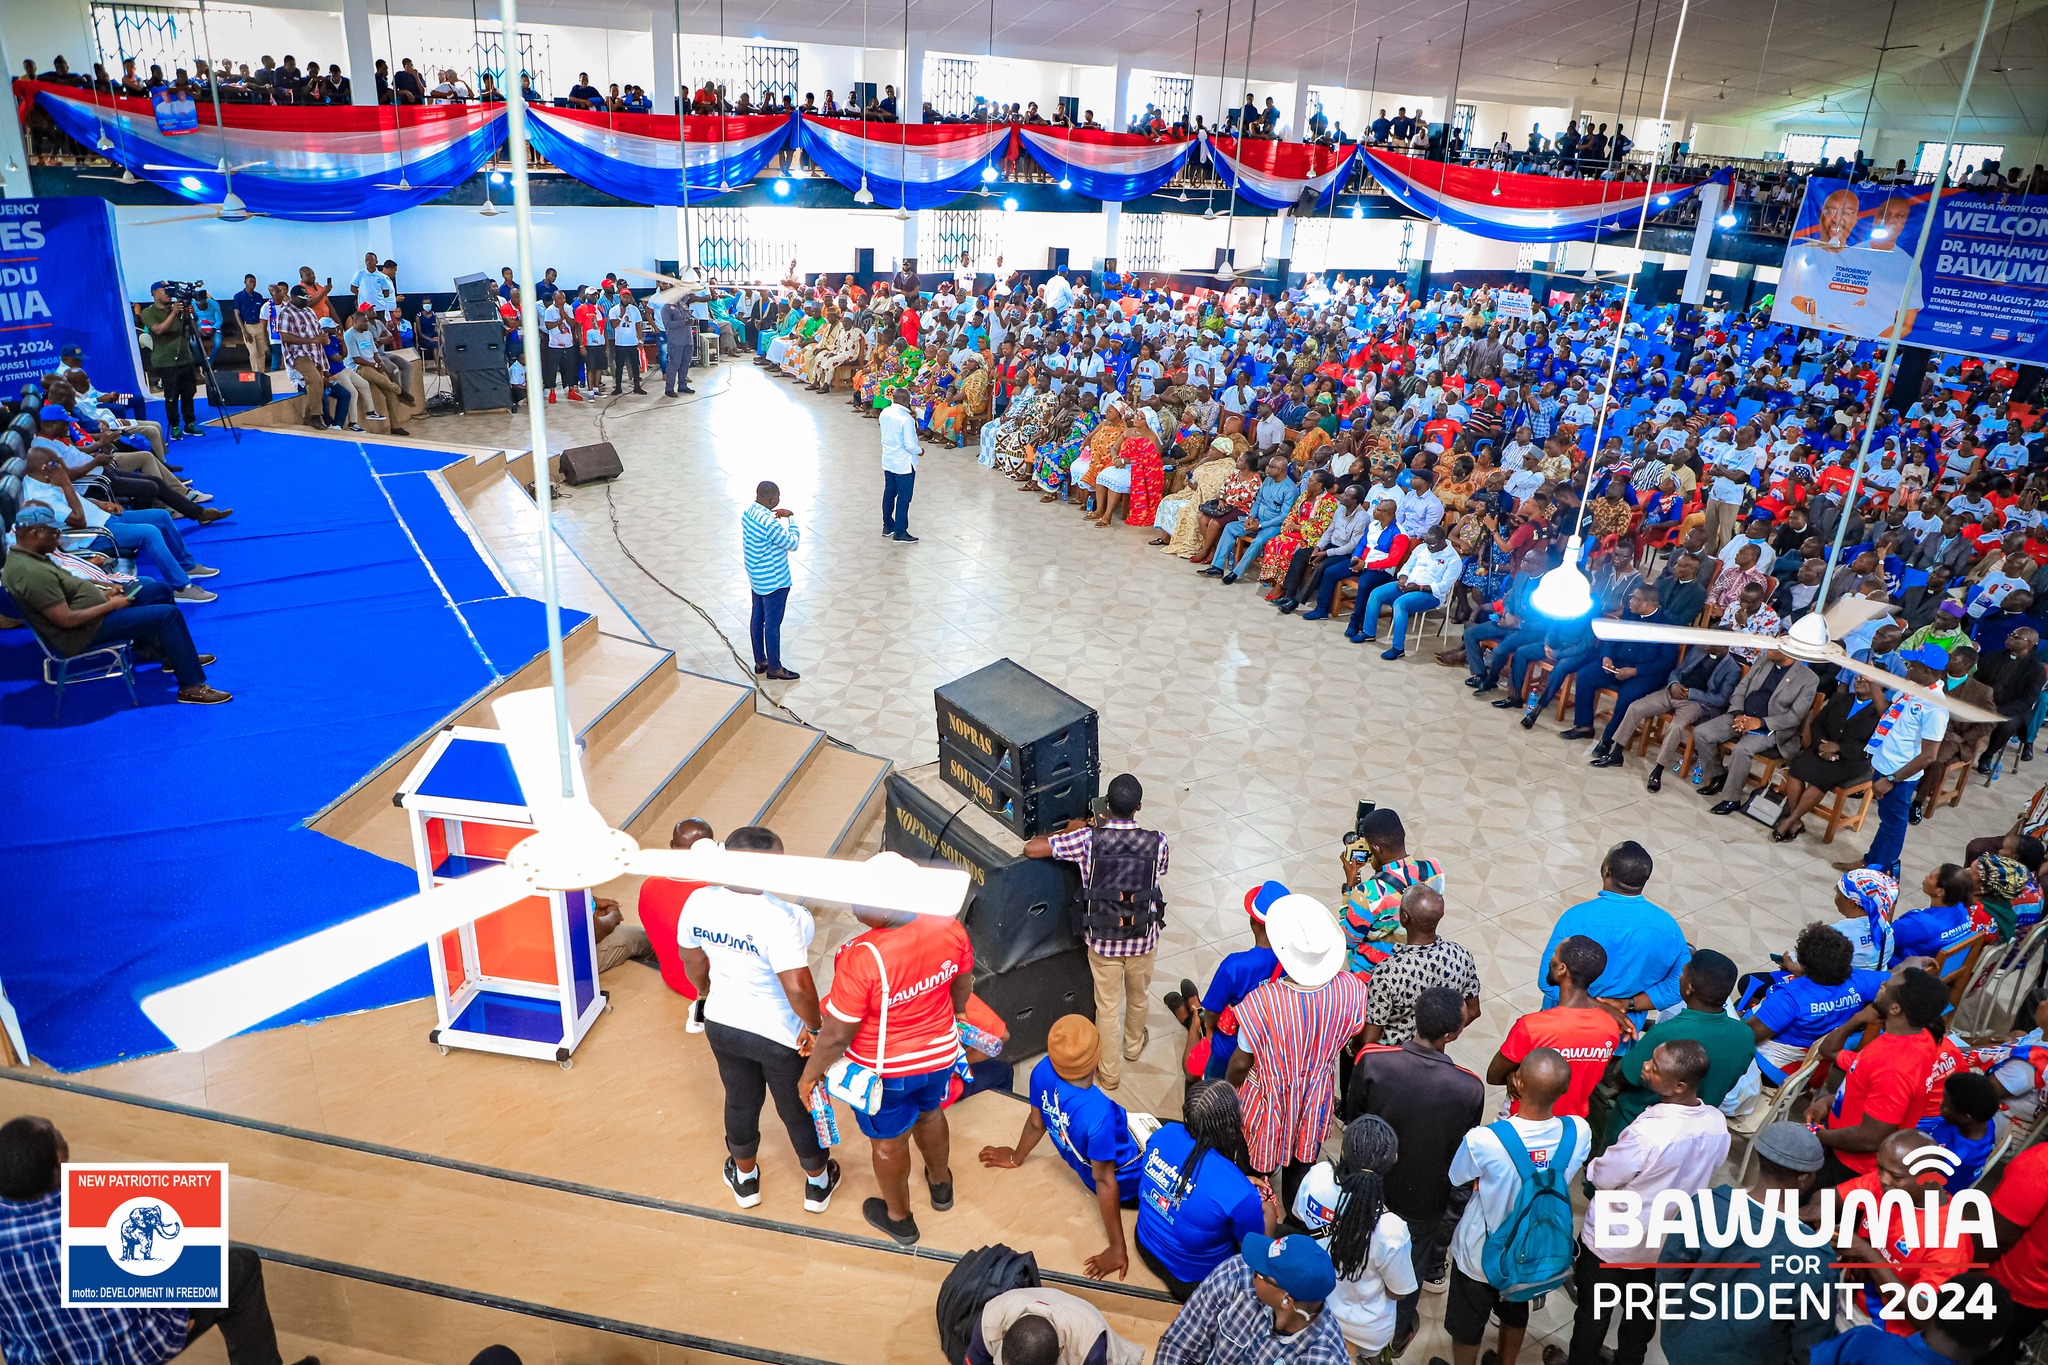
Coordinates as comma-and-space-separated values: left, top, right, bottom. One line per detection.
1769, 176, 2048, 365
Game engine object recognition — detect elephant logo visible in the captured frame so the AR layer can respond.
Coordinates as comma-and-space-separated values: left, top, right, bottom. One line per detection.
116, 1203, 182, 1263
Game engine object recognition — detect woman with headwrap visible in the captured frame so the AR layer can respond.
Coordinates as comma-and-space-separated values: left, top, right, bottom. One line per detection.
1290, 1114, 1415, 1360
1031, 394, 1100, 500
1768, 672, 1886, 844
1131, 1080, 1275, 1302
1830, 868, 1901, 970
1974, 851, 2037, 941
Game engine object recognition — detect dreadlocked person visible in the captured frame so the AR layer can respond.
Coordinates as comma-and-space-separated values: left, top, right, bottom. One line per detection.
1291, 1114, 1416, 1360
1026, 774, 1170, 1091
1132, 1081, 1276, 1302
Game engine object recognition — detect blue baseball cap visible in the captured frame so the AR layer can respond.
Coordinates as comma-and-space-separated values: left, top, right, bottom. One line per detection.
1241, 1234, 1337, 1302
12, 505, 61, 529
1901, 644, 1950, 670
36, 404, 68, 422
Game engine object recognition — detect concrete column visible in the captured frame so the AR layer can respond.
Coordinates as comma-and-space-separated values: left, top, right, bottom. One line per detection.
1289, 75, 1309, 141
0, 23, 31, 196
1111, 57, 1132, 132
1681, 179, 1725, 305
650, 4, 677, 117
1405, 220, 1438, 295
901, 40, 924, 124
340, 0, 378, 108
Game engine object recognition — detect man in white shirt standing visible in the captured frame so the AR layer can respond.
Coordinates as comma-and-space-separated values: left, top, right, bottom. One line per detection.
1566, 1038, 1727, 1365
677, 824, 841, 1214
350, 251, 394, 316
879, 386, 921, 543
607, 290, 647, 395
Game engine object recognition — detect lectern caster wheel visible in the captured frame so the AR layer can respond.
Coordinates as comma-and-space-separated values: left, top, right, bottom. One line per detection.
559, 1059, 573, 1071
437, 1045, 450, 1056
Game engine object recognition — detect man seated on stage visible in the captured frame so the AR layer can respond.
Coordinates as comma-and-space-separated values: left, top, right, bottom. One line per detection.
2, 506, 231, 704
18, 440, 222, 602
32, 394, 224, 524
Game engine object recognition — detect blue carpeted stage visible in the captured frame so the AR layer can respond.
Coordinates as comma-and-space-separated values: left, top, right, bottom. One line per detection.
0, 427, 577, 1071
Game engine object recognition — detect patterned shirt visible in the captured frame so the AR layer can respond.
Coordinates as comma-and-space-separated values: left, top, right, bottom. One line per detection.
1154, 1255, 1351, 1365
276, 302, 323, 366
1340, 855, 1446, 969
0, 1193, 188, 1365
1364, 938, 1482, 1046
1235, 973, 1370, 1171
740, 501, 799, 593
1047, 820, 1170, 958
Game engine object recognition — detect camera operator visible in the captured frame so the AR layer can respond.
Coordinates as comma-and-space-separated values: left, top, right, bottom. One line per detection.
138, 282, 202, 439
1023, 773, 1169, 1091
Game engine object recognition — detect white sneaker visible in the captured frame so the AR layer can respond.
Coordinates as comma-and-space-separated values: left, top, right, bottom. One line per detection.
686, 998, 706, 1034
174, 584, 218, 602
803, 1159, 842, 1214
364, 412, 386, 422
722, 1158, 762, 1209
190, 491, 214, 504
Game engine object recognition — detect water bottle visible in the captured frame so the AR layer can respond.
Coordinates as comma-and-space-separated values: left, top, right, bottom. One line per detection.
958, 1020, 1006, 1057
808, 1082, 841, 1148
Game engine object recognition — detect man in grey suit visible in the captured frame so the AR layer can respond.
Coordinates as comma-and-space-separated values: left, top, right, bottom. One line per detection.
1905, 514, 1977, 574
1692, 646, 1818, 813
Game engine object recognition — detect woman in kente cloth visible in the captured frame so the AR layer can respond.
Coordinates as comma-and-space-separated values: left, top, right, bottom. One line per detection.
1032, 395, 1100, 502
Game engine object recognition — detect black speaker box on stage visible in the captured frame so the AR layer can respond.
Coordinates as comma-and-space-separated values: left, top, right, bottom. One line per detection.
938, 737, 1093, 840
560, 441, 624, 486
884, 771, 1083, 973
442, 319, 507, 372
213, 370, 272, 407
974, 948, 1095, 1059
451, 368, 513, 414
452, 272, 498, 322
934, 659, 1099, 816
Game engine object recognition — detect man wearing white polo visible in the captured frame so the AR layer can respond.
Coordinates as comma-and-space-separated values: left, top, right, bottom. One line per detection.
879, 387, 921, 544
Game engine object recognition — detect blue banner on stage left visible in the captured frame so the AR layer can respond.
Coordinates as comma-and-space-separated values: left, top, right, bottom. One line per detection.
1770, 177, 2048, 366
150, 86, 200, 134
0, 199, 146, 396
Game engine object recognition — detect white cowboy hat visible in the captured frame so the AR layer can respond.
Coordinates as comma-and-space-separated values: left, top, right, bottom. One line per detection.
1265, 893, 1346, 988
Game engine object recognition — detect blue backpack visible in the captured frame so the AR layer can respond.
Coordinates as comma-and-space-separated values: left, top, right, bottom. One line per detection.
1479, 1119, 1580, 1302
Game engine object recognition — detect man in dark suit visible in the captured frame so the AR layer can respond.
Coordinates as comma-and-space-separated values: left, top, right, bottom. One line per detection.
1898, 566, 1958, 633
1694, 647, 1820, 811
1978, 627, 2046, 765
1917, 645, 1999, 819
1906, 514, 1977, 574
1654, 551, 1709, 628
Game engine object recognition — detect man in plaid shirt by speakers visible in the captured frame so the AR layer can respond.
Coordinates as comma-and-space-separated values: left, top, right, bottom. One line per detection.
1025, 773, 1170, 1091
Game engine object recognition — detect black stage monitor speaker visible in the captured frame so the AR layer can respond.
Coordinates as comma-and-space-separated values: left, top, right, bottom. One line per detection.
560, 441, 624, 486
939, 737, 1093, 839
213, 370, 272, 407
975, 947, 1095, 1059
452, 272, 497, 322
442, 319, 506, 372
1294, 184, 1321, 216
935, 659, 1099, 828
452, 368, 513, 414
883, 771, 1083, 977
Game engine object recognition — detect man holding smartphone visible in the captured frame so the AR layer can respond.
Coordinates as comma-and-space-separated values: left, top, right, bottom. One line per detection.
2, 506, 230, 704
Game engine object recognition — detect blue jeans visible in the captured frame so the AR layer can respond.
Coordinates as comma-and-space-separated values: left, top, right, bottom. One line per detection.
85, 580, 209, 687
1463, 620, 1513, 677
883, 469, 915, 536
1481, 627, 1547, 688
1355, 583, 1439, 644
749, 586, 789, 670
106, 509, 196, 588
2028, 689, 2048, 745
1342, 569, 1397, 631
1863, 774, 1920, 878
1308, 558, 1356, 615
1213, 518, 1279, 574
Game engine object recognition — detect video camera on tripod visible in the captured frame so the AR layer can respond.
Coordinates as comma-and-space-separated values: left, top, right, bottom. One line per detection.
154, 279, 206, 304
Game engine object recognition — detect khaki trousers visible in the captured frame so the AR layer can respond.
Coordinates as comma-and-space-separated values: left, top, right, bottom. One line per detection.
1087, 946, 1156, 1088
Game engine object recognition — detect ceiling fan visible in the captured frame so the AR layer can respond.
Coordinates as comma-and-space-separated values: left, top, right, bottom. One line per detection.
1591, 596, 2002, 723
138, 687, 973, 1052
78, 166, 140, 186
145, 156, 269, 176
133, 189, 356, 226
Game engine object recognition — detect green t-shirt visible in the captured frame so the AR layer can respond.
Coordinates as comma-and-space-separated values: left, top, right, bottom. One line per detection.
2, 547, 109, 655
1605, 1006, 1757, 1143
138, 304, 195, 370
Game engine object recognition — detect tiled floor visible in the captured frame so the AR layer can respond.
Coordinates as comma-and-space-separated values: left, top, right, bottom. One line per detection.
73, 360, 2028, 1364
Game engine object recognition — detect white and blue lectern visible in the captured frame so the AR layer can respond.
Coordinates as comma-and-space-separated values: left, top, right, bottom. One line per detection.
394, 726, 607, 1067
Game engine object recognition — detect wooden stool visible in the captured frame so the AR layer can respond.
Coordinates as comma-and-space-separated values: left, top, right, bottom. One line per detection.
1813, 780, 1876, 843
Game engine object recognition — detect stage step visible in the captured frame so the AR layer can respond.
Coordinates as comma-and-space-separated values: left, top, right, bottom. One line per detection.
452, 458, 638, 639
762, 743, 892, 856
2, 1075, 1176, 1365
582, 668, 755, 834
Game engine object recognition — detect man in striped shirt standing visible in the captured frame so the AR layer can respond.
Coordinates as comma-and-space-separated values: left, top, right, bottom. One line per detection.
742, 481, 801, 681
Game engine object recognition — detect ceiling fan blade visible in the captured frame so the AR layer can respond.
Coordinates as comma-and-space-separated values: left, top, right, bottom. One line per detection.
132, 212, 223, 225
1823, 594, 1895, 640
228, 159, 270, 172
629, 847, 971, 918
489, 687, 589, 829
1590, 619, 1753, 650
622, 266, 688, 287
1830, 650, 2007, 724
142, 163, 208, 172
139, 864, 530, 1051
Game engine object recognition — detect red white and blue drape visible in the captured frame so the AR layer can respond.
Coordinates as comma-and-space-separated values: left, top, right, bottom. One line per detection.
1363, 150, 1724, 243
1205, 137, 1357, 212
795, 117, 1012, 210
521, 107, 790, 203
1015, 127, 1195, 201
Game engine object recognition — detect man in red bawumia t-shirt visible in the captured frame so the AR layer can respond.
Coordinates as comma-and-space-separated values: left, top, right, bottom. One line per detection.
1489, 935, 1621, 1119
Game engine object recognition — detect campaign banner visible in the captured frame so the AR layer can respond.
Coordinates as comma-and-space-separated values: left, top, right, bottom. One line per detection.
150, 87, 199, 134
1496, 288, 1534, 320
1770, 177, 2048, 365
0, 199, 146, 396
61, 1164, 229, 1307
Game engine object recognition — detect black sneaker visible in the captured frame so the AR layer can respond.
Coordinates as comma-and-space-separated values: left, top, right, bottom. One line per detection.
803, 1159, 842, 1214
722, 1157, 762, 1209
862, 1196, 920, 1245
928, 1177, 954, 1211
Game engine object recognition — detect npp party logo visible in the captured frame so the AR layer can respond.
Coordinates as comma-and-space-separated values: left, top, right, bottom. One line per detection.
61, 1164, 228, 1307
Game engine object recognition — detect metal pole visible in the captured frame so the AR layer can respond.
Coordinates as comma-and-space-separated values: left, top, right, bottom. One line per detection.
498, 0, 575, 798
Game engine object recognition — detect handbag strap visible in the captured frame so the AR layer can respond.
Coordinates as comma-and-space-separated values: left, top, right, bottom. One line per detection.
863, 939, 889, 1068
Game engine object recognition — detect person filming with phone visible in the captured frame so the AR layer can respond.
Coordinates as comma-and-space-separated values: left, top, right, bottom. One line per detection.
1024, 773, 1170, 1092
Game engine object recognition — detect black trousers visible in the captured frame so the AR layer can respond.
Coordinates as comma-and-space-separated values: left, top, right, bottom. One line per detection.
611, 343, 643, 392
1566, 1243, 1658, 1365
156, 364, 198, 427
705, 1019, 826, 1170
1134, 1235, 1206, 1303
1276, 547, 1326, 602
109, 471, 205, 519
182, 1245, 285, 1365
